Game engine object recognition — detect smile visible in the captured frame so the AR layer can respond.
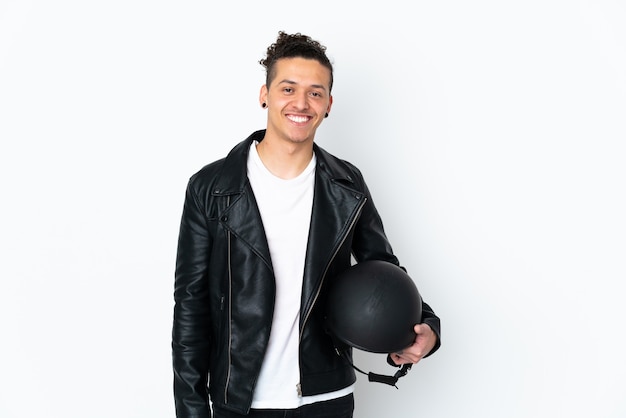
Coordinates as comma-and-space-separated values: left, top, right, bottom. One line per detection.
287, 115, 311, 123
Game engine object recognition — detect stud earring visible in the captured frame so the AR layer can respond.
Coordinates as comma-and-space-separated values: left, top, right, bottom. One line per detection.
262, 103, 267, 108
325, 112, 329, 118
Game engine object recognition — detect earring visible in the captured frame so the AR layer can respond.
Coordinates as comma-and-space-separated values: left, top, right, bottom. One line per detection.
262, 103, 267, 108
325, 112, 329, 118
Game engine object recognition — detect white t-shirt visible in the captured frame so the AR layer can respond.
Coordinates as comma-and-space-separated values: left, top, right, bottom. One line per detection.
247, 142, 353, 408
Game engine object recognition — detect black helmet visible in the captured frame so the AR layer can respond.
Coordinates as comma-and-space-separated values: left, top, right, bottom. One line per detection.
325, 260, 422, 354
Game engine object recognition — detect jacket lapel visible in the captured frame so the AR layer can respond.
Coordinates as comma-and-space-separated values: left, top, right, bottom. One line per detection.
301, 146, 366, 319
220, 186, 273, 271
212, 132, 273, 271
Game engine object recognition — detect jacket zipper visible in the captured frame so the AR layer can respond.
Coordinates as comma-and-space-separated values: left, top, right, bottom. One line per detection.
224, 197, 232, 403
297, 196, 367, 395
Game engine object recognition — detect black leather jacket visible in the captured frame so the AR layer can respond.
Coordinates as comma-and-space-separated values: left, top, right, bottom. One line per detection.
172, 130, 441, 417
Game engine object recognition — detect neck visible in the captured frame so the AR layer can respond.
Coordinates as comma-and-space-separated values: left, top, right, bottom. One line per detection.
255, 136, 314, 180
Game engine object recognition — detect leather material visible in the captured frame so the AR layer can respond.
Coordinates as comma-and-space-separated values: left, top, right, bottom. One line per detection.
172, 130, 441, 417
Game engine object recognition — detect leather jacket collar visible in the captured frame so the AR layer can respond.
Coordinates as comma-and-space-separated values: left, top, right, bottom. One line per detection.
212, 130, 359, 196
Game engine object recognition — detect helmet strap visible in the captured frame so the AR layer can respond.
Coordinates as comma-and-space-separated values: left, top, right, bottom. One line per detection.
334, 346, 412, 389
366, 363, 412, 388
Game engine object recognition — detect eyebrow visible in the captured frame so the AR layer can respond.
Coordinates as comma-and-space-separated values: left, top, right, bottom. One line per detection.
278, 79, 327, 92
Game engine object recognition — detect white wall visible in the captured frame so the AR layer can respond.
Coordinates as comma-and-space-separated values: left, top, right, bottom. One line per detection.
1, 1, 624, 417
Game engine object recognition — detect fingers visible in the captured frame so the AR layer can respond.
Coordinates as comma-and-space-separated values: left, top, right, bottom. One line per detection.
391, 352, 414, 365
392, 346, 423, 365
390, 324, 434, 365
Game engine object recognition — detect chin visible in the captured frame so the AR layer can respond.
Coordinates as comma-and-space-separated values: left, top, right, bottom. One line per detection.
285, 131, 314, 144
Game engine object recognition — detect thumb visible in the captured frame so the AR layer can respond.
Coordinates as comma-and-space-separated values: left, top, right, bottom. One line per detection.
414, 323, 428, 334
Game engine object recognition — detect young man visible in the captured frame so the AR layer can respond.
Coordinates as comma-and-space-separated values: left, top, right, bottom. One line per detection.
172, 31, 441, 418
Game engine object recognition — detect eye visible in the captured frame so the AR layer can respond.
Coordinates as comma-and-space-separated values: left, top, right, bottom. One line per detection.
283, 87, 293, 94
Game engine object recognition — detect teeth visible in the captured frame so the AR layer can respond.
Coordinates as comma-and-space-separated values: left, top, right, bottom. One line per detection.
288, 115, 309, 123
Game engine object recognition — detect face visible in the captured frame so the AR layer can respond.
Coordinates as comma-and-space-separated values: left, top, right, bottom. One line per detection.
260, 57, 333, 146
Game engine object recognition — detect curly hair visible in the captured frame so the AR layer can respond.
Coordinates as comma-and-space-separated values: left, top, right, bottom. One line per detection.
260, 31, 334, 92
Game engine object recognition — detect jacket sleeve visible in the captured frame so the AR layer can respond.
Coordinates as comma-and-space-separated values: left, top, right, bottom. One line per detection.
350, 172, 442, 358
172, 181, 213, 418
419, 301, 441, 358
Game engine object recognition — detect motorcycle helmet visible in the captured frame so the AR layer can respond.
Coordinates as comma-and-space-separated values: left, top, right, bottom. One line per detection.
325, 259, 423, 354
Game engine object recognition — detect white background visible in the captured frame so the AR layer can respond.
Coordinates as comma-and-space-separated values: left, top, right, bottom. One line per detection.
1, 1, 625, 417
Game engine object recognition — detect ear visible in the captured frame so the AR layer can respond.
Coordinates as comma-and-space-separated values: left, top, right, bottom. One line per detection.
326, 94, 333, 114
259, 85, 268, 107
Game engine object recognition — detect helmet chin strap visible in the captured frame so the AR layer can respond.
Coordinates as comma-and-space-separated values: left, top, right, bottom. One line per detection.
334, 345, 413, 389
353, 360, 413, 388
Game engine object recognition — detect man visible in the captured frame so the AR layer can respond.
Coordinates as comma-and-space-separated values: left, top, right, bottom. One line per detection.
172, 31, 441, 418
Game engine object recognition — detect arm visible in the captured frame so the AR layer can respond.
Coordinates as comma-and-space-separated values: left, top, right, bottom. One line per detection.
349, 171, 442, 366
172, 182, 212, 418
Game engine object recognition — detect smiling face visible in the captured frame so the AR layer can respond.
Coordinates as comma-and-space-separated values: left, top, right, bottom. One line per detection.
260, 57, 333, 148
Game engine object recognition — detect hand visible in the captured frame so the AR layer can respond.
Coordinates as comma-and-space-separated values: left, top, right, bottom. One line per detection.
390, 323, 437, 366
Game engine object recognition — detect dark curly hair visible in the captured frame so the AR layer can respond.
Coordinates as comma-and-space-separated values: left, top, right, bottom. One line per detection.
260, 31, 334, 92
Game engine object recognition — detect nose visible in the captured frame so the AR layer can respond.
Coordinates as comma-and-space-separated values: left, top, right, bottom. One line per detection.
292, 91, 309, 110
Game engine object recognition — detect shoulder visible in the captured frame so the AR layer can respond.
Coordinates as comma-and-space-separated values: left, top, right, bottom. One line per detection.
187, 130, 264, 193
314, 144, 367, 189
188, 157, 226, 187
